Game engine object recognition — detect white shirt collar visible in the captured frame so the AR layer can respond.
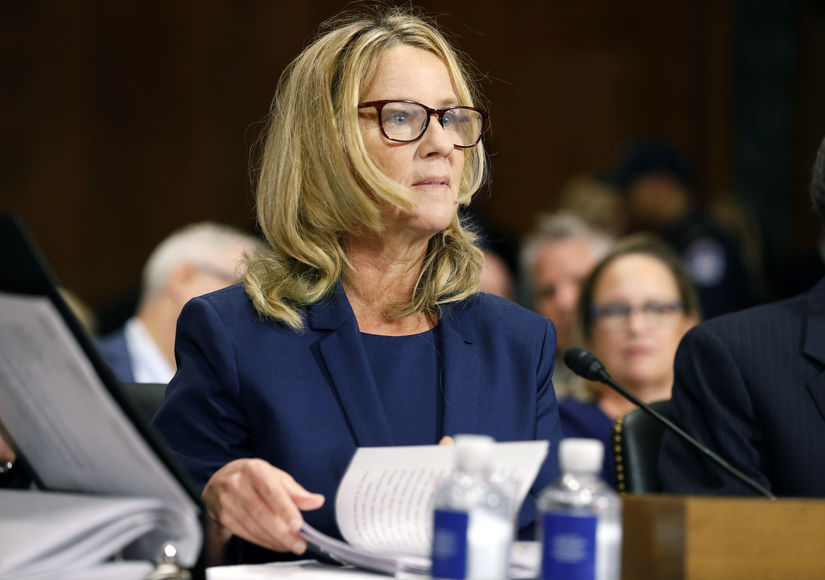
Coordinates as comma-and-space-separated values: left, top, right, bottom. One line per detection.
123, 317, 175, 384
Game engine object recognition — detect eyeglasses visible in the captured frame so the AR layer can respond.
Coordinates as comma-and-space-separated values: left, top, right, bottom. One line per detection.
591, 300, 684, 332
358, 100, 488, 148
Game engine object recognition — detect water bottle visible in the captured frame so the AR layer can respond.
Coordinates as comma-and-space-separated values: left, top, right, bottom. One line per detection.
538, 438, 622, 580
430, 434, 513, 580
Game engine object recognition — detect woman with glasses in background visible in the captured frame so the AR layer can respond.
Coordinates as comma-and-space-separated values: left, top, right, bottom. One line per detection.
152, 6, 563, 565
559, 234, 700, 487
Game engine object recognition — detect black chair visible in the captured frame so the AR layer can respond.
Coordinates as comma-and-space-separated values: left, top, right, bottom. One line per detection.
119, 382, 167, 428
612, 399, 670, 494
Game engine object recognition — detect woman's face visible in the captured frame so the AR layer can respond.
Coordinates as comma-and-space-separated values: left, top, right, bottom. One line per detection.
358, 44, 465, 240
589, 253, 697, 392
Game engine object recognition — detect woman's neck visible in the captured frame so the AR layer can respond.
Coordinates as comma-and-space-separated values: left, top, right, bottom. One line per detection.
344, 235, 433, 336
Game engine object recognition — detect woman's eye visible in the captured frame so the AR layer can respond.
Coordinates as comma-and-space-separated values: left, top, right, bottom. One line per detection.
443, 110, 468, 128
387, 112, 408, 126
644, 302, 667, 315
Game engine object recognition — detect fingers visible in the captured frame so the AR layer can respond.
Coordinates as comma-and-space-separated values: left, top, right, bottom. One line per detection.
202, 459, 325, 555
281, 476, 326, 511
0, 435, 15, 463
438, 435, 455, 446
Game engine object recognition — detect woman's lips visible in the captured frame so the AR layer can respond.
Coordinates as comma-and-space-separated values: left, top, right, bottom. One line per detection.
412, 175, 449, 187
624, 344, 653, 358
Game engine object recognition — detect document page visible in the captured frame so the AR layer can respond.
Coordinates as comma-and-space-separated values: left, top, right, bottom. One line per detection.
0, 489, 197, 577
335, 440, 549, 556
0, 292, 201, 567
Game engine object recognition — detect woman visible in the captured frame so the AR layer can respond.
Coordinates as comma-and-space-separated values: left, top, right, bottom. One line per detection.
558, 235, 700, 486
152, 7, 562, 565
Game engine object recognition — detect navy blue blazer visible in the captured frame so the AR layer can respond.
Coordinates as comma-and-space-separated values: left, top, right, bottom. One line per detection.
152, 283, 562, 561
659, 277, 825, 497
95, 327, 135, 383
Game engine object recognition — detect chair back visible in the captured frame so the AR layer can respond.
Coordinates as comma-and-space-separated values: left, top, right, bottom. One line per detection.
119, 382, 166, 428
613, 399, 670, 494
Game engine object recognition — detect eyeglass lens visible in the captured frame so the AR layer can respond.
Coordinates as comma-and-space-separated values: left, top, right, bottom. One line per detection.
378, 102, 484, 147
593, 301, 683, 329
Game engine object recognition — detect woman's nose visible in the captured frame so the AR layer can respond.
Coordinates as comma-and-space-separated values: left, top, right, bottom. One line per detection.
418, 114, 455, 155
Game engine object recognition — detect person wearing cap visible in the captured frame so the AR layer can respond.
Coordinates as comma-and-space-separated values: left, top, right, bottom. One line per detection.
608, 139, 754, 320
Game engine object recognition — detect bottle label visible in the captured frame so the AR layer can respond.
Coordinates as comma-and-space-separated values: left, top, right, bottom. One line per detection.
541, 512, 597, 580
431, 509, 469, 579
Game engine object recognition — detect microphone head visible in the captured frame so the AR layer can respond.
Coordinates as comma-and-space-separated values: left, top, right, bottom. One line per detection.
563, 347, 609, 382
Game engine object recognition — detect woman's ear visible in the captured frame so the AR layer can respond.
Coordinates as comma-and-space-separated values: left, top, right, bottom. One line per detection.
681, 313, 700, 334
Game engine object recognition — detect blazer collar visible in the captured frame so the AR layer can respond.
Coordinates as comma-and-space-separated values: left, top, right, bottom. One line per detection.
307, 287, 485, 444
306, 283, 356, 332
803, 278, 825, 424
803, 278, 825, 366
438, 299, 482, 438
308, 284, 394, 447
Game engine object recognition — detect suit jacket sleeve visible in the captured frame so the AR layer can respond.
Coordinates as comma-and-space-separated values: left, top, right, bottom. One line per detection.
658, 324, 772, 495
152, 296, 250, 491
533, 317, 563, 491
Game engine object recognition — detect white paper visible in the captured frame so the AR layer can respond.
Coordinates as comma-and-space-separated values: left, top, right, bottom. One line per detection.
335, 441, 548, 556
0, 489, 195, 578
0, 293, 188, 500
299, 440, 548, 576
206, 544, 541, 580
0, 292, 202, 568
207, 560, 387, 580
13, 561, 155, 580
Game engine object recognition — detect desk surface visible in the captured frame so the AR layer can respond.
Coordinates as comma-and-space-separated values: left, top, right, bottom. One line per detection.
207, 542, 542, 580
207, 560, 393, 580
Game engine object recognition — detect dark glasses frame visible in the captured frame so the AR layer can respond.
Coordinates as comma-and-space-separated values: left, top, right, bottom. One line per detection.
357, 99, 489, 148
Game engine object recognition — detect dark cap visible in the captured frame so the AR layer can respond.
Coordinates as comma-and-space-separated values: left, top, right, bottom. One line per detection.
607, 139, 694, 191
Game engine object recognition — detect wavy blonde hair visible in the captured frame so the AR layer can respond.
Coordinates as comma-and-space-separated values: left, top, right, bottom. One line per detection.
244, 6, 487, 329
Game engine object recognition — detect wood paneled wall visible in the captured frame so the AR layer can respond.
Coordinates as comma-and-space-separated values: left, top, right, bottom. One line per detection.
1, 1, 822, 313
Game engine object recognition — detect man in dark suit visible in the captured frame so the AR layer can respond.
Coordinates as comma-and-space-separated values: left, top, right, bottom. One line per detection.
96, 222, 262, 383
659, 136, 825, 496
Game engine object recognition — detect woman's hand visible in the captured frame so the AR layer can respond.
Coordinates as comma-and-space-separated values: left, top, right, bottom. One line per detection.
202, 458, 325, 557
0, 435, 15, 464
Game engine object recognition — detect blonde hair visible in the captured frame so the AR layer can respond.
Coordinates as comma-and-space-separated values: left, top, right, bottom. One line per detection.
244, 5, 487, 329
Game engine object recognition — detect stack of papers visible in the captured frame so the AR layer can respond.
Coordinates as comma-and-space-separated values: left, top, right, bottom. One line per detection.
0, 489, 199, 580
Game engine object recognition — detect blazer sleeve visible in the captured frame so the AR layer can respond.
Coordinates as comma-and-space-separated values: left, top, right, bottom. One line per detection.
517, 316, 562, 536
534, 317, 563, 490
151, 296, 251, 491
658, 323, 772, 495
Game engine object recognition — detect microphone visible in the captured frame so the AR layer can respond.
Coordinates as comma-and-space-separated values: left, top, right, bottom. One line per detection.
563, 347, 777, 500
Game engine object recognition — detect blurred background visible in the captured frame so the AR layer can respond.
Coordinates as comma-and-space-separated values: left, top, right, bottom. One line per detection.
2, 0, 824, 324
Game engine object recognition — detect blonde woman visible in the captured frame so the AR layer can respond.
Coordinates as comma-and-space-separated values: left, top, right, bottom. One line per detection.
153, 7, 562, 565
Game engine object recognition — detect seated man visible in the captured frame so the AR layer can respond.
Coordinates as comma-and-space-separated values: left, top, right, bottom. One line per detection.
96, 222, 263, 383
659, 135, 825, 497
520, 213, 613, 399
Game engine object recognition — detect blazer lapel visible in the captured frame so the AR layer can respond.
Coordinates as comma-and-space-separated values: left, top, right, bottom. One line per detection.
803, 279, 825, 424
439, 302, 482, 437
308, 285, 394, 447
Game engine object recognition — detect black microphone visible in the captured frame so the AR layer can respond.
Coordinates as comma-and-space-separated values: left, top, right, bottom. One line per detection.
563, 347, 777, 500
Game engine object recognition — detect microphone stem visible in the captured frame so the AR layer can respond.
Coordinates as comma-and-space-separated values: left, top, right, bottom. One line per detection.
604, 376, 777, 500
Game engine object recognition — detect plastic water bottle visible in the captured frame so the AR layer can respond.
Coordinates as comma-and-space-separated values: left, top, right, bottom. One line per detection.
538, 438, 622, 580
430, 434, 513, 580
